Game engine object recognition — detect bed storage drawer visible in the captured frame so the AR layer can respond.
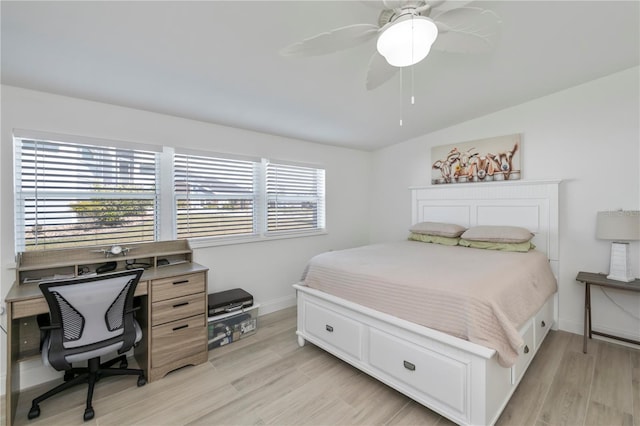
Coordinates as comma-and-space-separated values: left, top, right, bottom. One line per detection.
369, 328, 468, 416
534, 298, 554, 348
511, 321, 534, 385
304, 301, 363, 360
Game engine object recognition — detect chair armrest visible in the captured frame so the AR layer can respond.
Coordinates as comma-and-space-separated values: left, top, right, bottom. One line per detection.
40, 323, 60, 331
125, 306, 141, 315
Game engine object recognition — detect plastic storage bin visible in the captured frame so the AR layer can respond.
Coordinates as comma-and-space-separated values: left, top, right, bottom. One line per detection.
208, 304, 259, 350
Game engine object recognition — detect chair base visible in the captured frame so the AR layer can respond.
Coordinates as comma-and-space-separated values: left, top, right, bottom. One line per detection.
28, 355, 146, 422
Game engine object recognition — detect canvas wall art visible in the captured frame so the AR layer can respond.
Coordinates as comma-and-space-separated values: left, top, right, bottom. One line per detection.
431, 134, 521, 185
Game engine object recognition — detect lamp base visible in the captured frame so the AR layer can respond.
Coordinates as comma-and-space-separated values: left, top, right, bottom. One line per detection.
607, 242, 635, 282
606, 275, 635, 282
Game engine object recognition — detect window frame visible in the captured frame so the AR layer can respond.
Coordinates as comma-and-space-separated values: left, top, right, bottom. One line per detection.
13, 131, 327, 253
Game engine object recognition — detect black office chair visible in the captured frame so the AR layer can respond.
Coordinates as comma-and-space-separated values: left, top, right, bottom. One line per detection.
28, 269, 147, 422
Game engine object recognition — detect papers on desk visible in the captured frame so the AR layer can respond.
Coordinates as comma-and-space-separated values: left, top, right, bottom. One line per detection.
23, 273, 78, 283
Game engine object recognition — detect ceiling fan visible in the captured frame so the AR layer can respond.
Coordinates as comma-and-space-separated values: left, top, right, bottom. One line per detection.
280, 0, 501, 90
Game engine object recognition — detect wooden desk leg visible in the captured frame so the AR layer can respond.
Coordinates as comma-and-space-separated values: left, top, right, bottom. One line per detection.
583, 283, 590, 354
6, 303, 19, 426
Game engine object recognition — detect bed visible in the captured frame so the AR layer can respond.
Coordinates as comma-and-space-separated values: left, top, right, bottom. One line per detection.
293, 180, 560, 425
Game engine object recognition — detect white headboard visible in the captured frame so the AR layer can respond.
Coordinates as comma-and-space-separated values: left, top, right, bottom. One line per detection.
411, 180, 560, 269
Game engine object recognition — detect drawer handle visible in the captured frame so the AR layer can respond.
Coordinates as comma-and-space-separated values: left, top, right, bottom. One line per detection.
173, 302, 189, 308
541, 320, 546, 328
325, 325, 334, 332
173, 324, 189, 331
524, 345, 530, 354
172, 279, 189, 285
403, 361, 416, 371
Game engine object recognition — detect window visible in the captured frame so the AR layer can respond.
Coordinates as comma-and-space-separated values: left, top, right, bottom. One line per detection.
174, 153, 258, 239
15, 137, 159, 251
14, 133, 326, 251
266, 162, 325, 233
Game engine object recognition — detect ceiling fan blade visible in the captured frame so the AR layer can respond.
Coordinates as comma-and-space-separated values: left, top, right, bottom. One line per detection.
366, 51, 399, 90
425, 0, 447, 10
360, 0, 409, 8
280, 24, 379, 57
432, 7, 502, 53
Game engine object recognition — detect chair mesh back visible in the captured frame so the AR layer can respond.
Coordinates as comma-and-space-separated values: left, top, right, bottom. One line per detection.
40, 270, 143, 350
105, 279, 133, 332
51, 291, 85, 341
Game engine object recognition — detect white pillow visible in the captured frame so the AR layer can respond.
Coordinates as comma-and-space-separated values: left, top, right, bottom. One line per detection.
409, 221, 466, 238
461, 226, 534, 243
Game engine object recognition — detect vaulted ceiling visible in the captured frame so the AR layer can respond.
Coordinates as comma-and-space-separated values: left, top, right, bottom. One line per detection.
2, 1, 638, 150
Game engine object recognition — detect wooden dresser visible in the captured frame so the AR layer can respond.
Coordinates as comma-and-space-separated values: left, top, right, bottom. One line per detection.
5, 240, 209, 426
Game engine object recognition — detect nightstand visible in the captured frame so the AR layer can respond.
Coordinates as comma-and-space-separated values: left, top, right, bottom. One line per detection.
576, 271, 640, 353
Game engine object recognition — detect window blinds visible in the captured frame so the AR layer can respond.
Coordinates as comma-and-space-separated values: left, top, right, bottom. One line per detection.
266, 162, 325, 233
15, 138, 158, 251
174, 153, 257, 238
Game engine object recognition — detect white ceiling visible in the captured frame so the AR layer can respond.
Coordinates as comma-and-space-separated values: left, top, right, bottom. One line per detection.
2, 1, 639, 151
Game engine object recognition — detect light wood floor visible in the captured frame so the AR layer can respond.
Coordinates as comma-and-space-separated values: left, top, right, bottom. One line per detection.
5, 307, 640, 426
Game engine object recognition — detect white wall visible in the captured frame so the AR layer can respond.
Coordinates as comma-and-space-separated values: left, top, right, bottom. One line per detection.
0, 85, 372, 393
2, 66, 639, 395
370, 66, 640, 342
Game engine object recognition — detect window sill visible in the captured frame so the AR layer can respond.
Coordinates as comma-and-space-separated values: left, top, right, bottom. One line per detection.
186, 229, 328, 249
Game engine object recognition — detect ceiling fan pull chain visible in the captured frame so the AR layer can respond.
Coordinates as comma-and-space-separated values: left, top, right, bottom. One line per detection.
411, 65, 415, 105
399, 67, 403, 126
411, 14, 415, 106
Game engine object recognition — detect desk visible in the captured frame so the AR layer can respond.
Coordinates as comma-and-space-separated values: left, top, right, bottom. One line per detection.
5, 260, 209, 426
576, 271, 640, 354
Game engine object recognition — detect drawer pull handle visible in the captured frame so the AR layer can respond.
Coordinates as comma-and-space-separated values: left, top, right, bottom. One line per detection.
541, 320, 546, 328
403, 361, 416, 371
524, 345, 530, 354
173, 302, 189, 308
172, 279, 189, 285
325, 325, 334, 332
173, 324, 189, 331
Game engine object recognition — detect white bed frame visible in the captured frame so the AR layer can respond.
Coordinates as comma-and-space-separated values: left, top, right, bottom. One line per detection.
294, 180, 560, 425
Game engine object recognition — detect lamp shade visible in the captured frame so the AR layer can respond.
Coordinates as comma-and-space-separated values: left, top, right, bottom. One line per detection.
376, 15, 438, 67
596, 210, 640, 241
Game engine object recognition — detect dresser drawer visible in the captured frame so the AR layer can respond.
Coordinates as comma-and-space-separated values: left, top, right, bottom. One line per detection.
534, 298, 554, 349
152, 292, 205, 326
151, 272, 206, 302
151, 314, 207, 368
369, 328, 468, 416
304, 301, 362, 360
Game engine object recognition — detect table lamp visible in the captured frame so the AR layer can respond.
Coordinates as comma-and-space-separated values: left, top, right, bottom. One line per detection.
596, 210, 640, 282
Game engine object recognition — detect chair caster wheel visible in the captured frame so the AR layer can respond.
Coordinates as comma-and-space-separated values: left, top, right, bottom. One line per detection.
28, 404, 40, 420
137, 376, 146, 387
84, 407, 94, 421
119, 360, 128, 369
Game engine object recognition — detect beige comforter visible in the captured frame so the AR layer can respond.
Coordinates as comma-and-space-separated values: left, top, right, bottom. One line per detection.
302, 241, 557, 367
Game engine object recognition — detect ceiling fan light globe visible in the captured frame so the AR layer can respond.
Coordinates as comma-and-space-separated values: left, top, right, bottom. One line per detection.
376, 15, 438, 67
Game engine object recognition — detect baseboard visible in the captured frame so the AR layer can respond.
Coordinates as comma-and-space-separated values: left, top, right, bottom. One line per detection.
558, 318, 584, 336
0, 350, 140, 397
559, 317, 640, 349
19, 358, 62, 390
257, 293, 296, 316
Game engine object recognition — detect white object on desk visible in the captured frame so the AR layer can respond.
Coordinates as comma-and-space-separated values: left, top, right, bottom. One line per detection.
23, 273, 76, 283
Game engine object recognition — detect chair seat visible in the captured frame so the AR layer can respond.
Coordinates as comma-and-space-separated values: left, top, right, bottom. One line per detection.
43, 320, 142, 366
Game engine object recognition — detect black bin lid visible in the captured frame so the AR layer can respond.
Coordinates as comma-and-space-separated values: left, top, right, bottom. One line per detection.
208, 288, 253, 309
